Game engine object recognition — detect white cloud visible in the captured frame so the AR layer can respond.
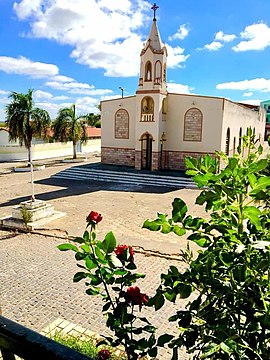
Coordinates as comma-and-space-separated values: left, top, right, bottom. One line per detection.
0, 56, 58, 78
45, 80, 94, 91
204, 41, 223, 51
169, 24, 189, 41
51, 75, 75, 82
238, 99, 262, 106
34, 90, 53, 100
45, 78, 112, 96
215, 31, 236, 43
54, 95, 70, 101
243, 92, 253, 97
232, 22, 270, 51
0, 90, 9, 95
167, 82, 193, 94
216, 78, 270, 92
13, 0, 189, 77
166, 44, 190, 68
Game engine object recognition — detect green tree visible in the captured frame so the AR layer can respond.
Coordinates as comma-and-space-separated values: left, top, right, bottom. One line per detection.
53, 104, 87, 159
5, 89, 51, 164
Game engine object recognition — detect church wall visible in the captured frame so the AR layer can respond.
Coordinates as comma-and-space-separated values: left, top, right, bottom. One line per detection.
101, 96, 136, 166
165, 94, 223, 152
222, 100, 266, 154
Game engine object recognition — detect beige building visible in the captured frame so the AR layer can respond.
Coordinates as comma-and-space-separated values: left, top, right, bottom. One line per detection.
101, 13, 265, 171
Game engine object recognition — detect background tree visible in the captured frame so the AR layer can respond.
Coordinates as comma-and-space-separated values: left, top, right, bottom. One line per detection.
5, 89, 51, 164
53, 104, 88, 159
5, 89, 51, 201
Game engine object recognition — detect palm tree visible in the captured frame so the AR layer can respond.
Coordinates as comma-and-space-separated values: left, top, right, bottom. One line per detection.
5, 89, 51, 200
53, 104, 87, 159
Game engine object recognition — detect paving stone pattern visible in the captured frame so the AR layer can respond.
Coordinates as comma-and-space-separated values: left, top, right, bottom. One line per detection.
0, 231, 191, 359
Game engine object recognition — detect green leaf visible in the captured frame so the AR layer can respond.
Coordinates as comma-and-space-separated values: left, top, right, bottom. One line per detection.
95, 246, 105, 261
164, 290, 176, 302
201, 344, 220, 358
102, 231, 116, 254
85, 256, 97, 270
72, 237, 85, 244
83, 230, 89, 241
151, 293, 165, 311
247, 174, 257, 188
126, 262, 137, 270
73, 272, 87, 282
157, 334, 174, 347
172, 225, 186, 236
243, 206, 261, 228
143, 219, 161, 231
148, 347, 158, 357
57, 243, 78, 252
86, 287, 100, 296
248, 158, 268, 173
178, 284, 192, 299
172, 198, 188, 222
220, 342, 233, 354
185, 156, 197, 170
188, 233, 210, 247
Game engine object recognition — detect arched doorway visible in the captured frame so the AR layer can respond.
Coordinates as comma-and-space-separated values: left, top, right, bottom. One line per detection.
141, 133, 153, 170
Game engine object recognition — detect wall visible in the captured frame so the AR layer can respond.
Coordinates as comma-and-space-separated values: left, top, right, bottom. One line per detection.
101, 96, 136, 149
0, 138, 101, 162
165, 94, 224, 153
222, 100, 265, 153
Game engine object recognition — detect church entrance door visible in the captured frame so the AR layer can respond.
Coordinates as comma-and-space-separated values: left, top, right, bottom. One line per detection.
141, 133, 153, 170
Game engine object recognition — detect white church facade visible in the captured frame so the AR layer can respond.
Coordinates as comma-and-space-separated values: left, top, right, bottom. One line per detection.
101, 6, 265, 171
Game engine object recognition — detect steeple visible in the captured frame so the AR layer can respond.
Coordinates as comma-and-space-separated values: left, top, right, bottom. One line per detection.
138, 3, 167, 92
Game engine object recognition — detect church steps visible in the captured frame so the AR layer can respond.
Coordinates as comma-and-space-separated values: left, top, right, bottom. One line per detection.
51, 167, 197, 189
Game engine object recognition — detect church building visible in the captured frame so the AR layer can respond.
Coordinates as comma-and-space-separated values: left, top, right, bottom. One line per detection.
101, 4, 265, 171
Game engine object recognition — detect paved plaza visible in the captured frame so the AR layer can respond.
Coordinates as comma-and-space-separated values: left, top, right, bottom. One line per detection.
0, 154, 205, 359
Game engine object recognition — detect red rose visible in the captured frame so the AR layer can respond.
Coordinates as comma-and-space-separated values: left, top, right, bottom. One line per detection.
86, 211, 102, 224
126, 286, 148, 310
114, 245, 134, 262
97, 349, 111, 360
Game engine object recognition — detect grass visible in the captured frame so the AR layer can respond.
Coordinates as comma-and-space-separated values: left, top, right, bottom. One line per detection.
52, 331, 125, 359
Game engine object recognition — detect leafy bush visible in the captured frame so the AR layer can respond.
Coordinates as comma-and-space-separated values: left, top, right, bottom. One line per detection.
144, 130, 270, 359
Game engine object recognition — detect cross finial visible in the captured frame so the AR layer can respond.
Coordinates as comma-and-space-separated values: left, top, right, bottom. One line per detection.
151, 3, 159, 20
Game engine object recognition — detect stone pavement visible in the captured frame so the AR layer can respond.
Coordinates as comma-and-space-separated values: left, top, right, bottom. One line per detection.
0, 154, 204, 359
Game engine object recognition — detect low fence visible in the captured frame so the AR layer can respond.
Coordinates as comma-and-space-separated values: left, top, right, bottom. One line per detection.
0, 315, 92, 360
0, 139, 101, 162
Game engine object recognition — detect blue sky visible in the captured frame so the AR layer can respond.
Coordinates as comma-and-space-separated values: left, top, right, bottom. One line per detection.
1, 0, 270, 119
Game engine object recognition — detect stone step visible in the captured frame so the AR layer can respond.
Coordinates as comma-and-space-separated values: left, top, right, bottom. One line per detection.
51, 167, 197, 189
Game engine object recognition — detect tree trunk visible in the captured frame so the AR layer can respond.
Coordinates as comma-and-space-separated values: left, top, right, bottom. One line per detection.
73, 141, 77, 159
29, 144, 35, 202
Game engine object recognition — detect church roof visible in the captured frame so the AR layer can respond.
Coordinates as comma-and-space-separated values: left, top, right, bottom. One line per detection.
148, 19, 163, 51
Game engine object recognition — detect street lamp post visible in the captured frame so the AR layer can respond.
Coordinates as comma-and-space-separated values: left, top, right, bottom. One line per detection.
119, 87, 125, 98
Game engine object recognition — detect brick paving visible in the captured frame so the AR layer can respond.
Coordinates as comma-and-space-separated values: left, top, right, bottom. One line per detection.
0, 154, 204, 359
0, 230, 191, 359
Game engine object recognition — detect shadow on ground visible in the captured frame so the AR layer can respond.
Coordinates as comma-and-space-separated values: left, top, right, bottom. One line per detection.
0, 162, 183, 209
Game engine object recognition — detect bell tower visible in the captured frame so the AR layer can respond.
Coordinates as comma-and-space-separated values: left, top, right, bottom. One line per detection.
135, 3, 168, 171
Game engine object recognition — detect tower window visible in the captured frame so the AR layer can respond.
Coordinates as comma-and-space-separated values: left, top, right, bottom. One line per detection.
145, 61, 152, 81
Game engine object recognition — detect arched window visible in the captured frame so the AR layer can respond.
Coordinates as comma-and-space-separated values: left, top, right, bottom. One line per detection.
183, 108, 203, 142
141, 97, 154, 122
115, 109, 129, 139
145, 61, 152, 81
154, 61, 162, 84
233, 137, 236, 155
225, 128, 230, 155
238, 128, 242, 153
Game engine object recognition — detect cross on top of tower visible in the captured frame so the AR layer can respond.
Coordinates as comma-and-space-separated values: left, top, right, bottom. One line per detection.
151, 3, 159, 20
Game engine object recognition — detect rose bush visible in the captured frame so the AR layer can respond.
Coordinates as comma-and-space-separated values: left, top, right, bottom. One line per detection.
58, 213, 156, 360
